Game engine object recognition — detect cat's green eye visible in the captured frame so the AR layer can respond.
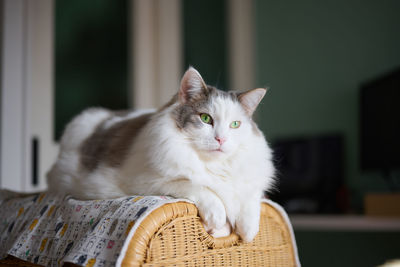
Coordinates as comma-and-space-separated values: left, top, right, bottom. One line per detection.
200, 113, 213, 124
230, 121, 241, 129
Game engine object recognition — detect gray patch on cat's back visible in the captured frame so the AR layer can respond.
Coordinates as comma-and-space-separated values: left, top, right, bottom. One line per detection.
79, 112, 153, 172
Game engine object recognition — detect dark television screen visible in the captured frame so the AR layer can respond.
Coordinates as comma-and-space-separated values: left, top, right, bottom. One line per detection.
360, 67, 400, 171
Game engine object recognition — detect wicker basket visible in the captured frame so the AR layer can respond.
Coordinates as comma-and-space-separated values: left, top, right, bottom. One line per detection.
122, 201, 299, 267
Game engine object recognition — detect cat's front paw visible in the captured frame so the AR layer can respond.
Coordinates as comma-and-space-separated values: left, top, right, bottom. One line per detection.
197, 197, 227, 232
209, 222, 231, 238
236, 216, 259, 243
235, 202, 261, 243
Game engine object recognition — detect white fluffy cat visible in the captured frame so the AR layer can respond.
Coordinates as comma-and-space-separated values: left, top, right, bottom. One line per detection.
47, 67, 275, 242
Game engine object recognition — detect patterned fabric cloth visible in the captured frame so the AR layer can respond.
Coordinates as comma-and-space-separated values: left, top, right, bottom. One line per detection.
0, 190, 186, 267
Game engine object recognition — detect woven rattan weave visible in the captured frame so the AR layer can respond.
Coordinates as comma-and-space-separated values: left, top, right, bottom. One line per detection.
122, 202, 298, 267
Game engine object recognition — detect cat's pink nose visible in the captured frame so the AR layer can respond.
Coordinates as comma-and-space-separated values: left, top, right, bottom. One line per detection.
215, 136, 226, 145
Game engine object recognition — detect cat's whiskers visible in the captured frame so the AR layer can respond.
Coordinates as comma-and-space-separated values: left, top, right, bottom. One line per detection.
178, 136, 218, 150
180, 136, 196, 145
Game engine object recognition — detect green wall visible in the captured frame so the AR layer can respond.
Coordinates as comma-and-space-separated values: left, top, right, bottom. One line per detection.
183, 0, 228, 90
254, 0, 400, 211
55, 0, 128, 140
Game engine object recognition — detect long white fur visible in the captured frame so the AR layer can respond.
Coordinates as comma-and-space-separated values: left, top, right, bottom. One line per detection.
48, 69, 275, 242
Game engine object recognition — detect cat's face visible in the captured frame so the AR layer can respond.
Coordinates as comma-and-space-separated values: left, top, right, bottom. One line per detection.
173, 67, 266, 160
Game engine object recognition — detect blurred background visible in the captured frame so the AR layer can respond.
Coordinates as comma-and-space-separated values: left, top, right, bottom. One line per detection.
0, 0, 399, 266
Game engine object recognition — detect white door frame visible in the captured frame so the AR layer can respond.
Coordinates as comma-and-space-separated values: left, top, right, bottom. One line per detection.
1, 0, 56, 191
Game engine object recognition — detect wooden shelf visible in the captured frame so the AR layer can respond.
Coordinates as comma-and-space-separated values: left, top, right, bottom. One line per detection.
289, 215, 400, 231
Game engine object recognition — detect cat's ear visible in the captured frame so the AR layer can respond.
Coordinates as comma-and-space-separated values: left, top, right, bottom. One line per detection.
179, 67, 208, 103
238, 88, 267, 116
